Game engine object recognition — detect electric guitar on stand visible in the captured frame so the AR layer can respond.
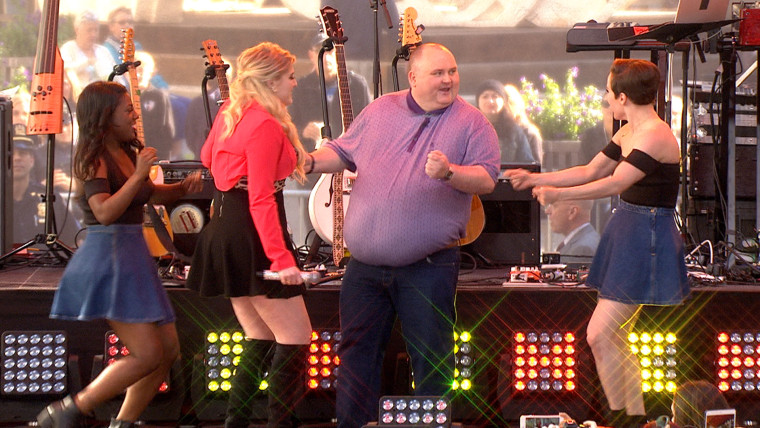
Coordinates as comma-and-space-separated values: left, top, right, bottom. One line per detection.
201, 39, 230, 102
120, 29, 175, 257
308, 6, 355, 267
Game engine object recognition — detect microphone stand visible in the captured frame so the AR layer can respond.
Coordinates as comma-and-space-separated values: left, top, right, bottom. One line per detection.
391, 43, 416, 92
369, 0, 393, 99
305, 39, 335, 266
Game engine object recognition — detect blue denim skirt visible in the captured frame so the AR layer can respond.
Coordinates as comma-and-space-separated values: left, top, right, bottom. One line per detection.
585, 200, 689, 305
50, 224, 176, 325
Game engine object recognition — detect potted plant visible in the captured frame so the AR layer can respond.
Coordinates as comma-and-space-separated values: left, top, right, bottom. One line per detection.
520, 67, 603, 141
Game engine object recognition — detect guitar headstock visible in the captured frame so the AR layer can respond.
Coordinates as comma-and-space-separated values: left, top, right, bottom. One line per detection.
121, 28, 135, 64
399, 7, 423, 47
319, 6, 347, 45
201, 39, 226, 68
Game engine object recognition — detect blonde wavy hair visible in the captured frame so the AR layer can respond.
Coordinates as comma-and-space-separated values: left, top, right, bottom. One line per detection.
220, 42, 306, 182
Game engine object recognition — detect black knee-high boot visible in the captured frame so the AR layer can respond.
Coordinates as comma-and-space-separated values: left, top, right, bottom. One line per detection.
225, 339, 275, 428
266, 344, 308, 428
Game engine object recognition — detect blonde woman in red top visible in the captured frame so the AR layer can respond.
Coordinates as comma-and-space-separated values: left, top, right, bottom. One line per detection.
186, 42, 311, 428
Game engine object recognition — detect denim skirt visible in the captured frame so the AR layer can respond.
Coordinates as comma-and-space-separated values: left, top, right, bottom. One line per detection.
50, 224, 176, 325
585, 200, 689, 305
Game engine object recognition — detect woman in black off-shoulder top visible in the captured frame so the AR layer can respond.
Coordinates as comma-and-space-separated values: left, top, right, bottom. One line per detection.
505, 59, 689, 428
36, 81, 202, 428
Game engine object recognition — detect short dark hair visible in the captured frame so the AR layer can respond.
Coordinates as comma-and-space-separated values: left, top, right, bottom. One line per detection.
609, 58, 660, 106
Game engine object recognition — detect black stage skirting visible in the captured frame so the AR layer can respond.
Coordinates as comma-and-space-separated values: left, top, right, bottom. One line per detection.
1, 266, 759, 426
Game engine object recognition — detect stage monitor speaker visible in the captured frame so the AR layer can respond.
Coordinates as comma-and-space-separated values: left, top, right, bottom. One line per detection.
468, 164, 540, 266
0, 98, 13, 254
688, 143, 757, 199
157, 161, 214, 257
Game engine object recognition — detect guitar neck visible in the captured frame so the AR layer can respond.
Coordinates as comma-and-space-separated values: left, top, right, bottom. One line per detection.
127, 68, 145, 145
334, 44, 353, 132
215, 68, 230, 101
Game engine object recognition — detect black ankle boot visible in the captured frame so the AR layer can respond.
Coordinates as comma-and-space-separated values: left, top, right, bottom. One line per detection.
36, 395, 82, 428
266, 344, 308, 428
108, 418, 136, 428
225, 339, 275, 428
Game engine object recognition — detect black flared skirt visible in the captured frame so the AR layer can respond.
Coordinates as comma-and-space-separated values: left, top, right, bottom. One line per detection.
186, 187, 305, 299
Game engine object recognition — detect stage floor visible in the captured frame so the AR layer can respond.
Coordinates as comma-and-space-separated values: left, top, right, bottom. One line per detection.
1, 264, 760, 426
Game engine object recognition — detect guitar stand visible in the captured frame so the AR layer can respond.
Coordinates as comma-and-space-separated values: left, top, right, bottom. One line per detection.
0, 134, 74, 267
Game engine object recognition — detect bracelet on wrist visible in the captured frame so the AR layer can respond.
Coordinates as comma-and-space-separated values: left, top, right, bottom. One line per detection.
305, 153, 315, 174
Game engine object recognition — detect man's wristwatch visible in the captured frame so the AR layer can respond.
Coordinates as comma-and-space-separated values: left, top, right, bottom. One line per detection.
443, 168, 454, 181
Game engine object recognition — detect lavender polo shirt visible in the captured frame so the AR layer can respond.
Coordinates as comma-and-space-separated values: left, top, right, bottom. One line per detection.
324, 90, 500, 267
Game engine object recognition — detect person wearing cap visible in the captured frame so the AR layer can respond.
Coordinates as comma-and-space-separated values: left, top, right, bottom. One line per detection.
475, 79, 535, 164
288, 34, 371, 187
11, 124, 81, 247
60, 10, 117, 101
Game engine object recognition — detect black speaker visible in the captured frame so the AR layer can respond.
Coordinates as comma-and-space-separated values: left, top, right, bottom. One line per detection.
0, 98, 13, 253
688, 143, 757, 199
468, 164, 541, 266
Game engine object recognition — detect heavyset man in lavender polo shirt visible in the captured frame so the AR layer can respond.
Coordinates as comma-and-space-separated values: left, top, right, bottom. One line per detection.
306, 43, 500, 427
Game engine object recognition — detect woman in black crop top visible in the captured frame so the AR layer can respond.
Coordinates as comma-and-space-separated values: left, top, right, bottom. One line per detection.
505, 59, 689, 428
36, 82, 202, 428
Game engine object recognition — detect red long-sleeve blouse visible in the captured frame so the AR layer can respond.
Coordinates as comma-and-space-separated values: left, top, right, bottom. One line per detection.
201, 100, 297, 271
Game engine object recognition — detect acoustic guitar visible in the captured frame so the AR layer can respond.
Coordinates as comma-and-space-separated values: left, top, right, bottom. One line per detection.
308, 7, 355, 266
120, 29, 174, 257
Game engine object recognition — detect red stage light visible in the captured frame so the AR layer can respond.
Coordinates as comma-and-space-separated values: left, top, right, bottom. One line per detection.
718, 332, 729, 343
514, 332, 526, 343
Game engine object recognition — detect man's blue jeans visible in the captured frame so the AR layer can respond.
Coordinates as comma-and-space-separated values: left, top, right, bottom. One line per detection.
335, 247, 459, 428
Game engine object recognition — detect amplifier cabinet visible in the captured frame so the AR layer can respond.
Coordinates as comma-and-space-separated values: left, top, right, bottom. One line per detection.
688, 143, 757, 199
467, 164, 540, 266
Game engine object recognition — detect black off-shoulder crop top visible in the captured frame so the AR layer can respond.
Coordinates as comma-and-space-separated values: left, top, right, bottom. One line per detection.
79, 150, 154, 225
601, 141, 679, 208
